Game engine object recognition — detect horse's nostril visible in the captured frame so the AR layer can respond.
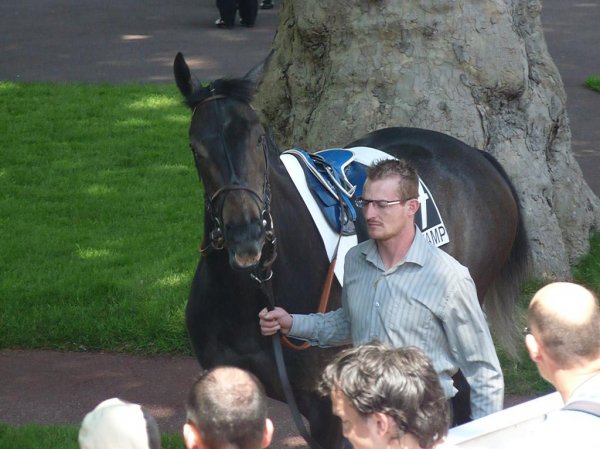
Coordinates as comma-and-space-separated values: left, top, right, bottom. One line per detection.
224, 220, 265, 245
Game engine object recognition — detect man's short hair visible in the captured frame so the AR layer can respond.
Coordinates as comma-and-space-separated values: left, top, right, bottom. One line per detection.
366, 159, 419, 202
186, 366, 267, 449
528, 283, 600, 367
319, 342, 449, 448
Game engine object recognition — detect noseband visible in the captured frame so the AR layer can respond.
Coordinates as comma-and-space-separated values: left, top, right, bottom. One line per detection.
192, 93, 276, 278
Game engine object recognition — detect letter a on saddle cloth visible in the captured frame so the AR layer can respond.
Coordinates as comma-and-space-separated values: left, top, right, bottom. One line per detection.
281, 147, 450, 284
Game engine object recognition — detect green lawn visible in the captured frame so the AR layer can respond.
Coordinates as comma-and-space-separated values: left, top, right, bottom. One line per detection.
0, 423, 183, 449
0, 82, 201, 354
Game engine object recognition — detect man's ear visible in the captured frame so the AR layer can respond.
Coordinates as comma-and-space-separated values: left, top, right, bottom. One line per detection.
183, 423, 203, 449
525, 333, 541, 362
407, 198, 420, 217
262, 418, 274, 448
373, 412, 393, 436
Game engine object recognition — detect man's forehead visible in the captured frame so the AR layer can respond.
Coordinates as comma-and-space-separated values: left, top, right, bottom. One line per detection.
364, 176, 401, 191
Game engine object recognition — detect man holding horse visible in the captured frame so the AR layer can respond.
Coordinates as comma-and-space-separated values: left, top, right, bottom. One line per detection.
259, 158, 504, 423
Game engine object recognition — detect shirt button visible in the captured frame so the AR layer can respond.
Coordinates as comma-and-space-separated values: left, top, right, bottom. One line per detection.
375, 302, 380, 307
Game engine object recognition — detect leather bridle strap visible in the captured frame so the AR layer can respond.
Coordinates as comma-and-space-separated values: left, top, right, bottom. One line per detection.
197, 133, 272, 255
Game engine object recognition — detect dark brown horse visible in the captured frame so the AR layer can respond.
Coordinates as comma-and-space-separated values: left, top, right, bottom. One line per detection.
173, 52, 528, 449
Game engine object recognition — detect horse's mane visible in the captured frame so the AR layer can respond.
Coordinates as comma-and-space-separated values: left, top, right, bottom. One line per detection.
184, 78, 256, 109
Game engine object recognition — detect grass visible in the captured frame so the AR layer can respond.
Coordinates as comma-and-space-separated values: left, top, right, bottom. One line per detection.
498, 280, 552, 396
585, 75, 600, 93
0, 82, 201, 354
500, 232, 600, 396
572, 232, 600, 294
0, 423, 183, 449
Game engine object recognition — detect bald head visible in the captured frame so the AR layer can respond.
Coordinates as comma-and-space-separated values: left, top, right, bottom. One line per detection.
186, 366, 268, 449
528, 282, 600, 366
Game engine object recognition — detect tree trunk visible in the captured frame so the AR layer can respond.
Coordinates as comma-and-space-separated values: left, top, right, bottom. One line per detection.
254, 0, 600, 278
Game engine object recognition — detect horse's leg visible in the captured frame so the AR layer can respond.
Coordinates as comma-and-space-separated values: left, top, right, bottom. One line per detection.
186, 262, 218, 367
299, 392, 343, 449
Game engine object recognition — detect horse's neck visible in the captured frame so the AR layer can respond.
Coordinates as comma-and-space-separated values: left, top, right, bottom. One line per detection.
267, 153, 316, 226
268, 153, 299, 202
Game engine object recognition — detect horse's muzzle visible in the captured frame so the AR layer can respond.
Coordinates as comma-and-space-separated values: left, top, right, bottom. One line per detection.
230, 249, 263, 270
226, 234, 265, 270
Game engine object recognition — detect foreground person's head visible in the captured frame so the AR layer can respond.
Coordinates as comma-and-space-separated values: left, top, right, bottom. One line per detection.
184, 366, 274, 449
319, 342, 450, 449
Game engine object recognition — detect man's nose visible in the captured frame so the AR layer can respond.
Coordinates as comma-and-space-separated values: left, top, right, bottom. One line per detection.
362, 202, 377, 218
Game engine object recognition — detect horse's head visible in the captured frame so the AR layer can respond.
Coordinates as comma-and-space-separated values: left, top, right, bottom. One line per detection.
174, 52, 273, 271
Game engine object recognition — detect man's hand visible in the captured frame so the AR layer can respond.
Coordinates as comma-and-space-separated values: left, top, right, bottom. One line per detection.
258, 307, 293, 336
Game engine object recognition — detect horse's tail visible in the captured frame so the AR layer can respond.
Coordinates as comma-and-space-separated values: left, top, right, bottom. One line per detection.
480, 152, 531, 358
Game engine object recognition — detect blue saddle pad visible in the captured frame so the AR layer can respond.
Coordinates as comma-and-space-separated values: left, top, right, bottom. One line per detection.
283, 148, 366, 235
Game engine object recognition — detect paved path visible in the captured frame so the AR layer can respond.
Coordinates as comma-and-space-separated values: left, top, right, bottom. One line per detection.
0, 0, 279, 83
0, 350, 306, 448
1, 0, 597, 195
541, 0, 600, 196
0, 0, 597, 447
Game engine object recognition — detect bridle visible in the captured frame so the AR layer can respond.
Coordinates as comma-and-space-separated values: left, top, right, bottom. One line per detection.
188, 90, 324, 449
191, 93, 276, 280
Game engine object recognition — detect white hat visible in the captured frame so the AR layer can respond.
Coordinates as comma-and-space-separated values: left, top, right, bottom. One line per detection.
78, 398, 161, 449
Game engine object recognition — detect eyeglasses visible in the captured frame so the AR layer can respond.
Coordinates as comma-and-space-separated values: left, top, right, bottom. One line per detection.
354, 197, 415, 209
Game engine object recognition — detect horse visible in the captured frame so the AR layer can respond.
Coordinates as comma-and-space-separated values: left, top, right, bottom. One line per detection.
173, 52, 529, 449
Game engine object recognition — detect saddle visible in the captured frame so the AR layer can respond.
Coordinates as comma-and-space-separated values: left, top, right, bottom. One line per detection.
283, 148, 367, 235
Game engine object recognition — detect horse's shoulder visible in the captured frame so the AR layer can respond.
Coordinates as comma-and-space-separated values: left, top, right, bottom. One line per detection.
424, 242, 471, 281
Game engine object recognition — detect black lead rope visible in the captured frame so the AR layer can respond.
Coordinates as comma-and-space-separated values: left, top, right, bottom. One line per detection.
257, 279, 325, 449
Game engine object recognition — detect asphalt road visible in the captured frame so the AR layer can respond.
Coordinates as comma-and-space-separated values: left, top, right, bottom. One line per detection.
1, 0, 597, 195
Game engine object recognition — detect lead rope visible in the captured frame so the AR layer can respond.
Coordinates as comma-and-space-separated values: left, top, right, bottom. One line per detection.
252, 237, 324, 449
257, 278, 325, 449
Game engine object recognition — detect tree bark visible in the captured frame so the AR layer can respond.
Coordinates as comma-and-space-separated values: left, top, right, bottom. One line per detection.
254, 0, 600, 278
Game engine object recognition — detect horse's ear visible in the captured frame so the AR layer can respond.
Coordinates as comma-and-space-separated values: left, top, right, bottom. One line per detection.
244, 49, 274, 87
173, 52, 194, 98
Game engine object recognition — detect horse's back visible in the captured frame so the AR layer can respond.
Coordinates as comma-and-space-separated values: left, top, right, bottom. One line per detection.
348, 127, 497, 178
348, 127, 519, 299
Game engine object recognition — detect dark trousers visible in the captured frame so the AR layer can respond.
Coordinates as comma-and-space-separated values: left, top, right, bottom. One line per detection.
450, 370, 472, 426
216, 0, 258, 27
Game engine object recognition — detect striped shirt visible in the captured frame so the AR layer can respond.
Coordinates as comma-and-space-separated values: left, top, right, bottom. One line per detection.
290, 228, 504, 419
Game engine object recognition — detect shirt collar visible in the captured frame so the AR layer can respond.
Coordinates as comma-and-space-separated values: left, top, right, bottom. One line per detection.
361, 226, 429, 269
405, 227, 429, 267
568, 371, 600, 403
